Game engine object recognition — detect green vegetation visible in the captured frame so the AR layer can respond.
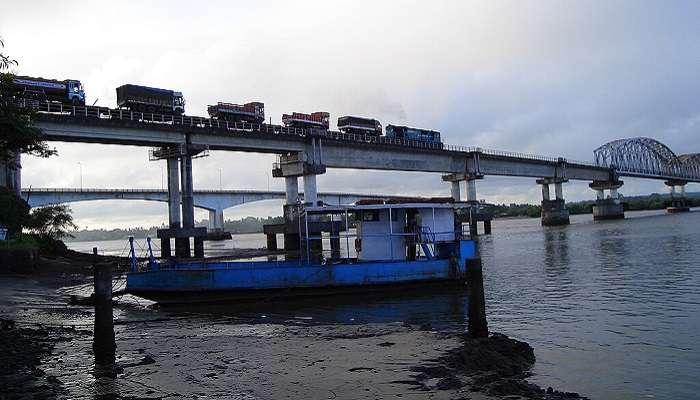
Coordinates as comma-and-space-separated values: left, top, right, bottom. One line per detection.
491, 192, 700, 219
0, 37, 56, 165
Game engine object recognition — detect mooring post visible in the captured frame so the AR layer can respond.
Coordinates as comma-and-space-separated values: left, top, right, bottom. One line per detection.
467, 257, 488, 338
93, 248, 115, 364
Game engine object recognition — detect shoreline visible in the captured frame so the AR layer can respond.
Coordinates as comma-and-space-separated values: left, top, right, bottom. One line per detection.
0, 252, 588, 399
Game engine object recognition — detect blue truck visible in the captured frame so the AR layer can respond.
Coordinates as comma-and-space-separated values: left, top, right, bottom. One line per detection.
8, 75, 85, 105
385, 124, 441, 144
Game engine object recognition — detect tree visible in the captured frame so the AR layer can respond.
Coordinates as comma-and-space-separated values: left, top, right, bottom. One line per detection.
0, 37, 17, 70
27, 205, 78, 240
0, 36, 57, 184
0, 186, 30, 237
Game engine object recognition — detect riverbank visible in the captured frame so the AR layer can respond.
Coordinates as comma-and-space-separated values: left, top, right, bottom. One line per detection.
0, 271, 588, 399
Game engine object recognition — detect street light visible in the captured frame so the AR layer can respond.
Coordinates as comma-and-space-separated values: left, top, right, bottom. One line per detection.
77, 162, 83, 190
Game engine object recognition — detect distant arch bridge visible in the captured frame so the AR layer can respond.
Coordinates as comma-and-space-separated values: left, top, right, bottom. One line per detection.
594, 137, 700, 182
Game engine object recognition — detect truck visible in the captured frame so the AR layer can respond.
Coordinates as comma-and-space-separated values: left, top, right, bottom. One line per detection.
6, 75, 85, 105
337, 116, 382, 136
207, 101, 264, 124
116, 84, 185, 115
282, 111, 330, 130
385, 124, 442, 144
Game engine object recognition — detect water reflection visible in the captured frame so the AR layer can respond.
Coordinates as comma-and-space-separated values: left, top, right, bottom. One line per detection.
158, 286, 468, 332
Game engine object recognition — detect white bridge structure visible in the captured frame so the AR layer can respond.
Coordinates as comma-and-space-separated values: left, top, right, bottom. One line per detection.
20, 188, 397, 230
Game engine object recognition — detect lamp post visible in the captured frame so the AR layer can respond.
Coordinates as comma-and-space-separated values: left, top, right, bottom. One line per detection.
77, 162, 83, 190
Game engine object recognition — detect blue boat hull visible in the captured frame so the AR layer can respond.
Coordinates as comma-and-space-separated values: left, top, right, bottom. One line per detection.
126, 258, 467, 304
125, 240, 477, 304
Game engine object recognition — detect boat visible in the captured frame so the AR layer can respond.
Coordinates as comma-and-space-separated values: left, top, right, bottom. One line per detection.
124, 200, 477, 304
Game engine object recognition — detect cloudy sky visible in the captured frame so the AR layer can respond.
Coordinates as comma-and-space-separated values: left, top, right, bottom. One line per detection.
2, 1, 699, 229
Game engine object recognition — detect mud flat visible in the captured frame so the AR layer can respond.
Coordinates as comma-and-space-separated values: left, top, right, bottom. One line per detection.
0, 267, 589, 399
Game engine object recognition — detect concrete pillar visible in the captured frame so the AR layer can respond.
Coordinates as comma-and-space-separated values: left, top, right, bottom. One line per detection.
590, 181, 625, 220
166, 158, 181, 229
180, 155, 194, 229
285, 176, 299, 204
466, 179, 477, 202
539, 179, 569, 226
177, 155, 194, 258
450, 180, 461, 202
541, 183, 550, 201
207, 208, 224, 230
596, 189, 605, 201
554, 182, 563, 200
665, 181, 690, 213
303, 174, 318, 205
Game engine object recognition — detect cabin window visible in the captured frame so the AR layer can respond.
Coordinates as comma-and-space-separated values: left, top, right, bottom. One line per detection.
361, 211, 379, 222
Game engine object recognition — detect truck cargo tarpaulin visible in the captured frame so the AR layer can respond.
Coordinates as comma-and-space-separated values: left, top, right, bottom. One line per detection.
282, 111, 330, 129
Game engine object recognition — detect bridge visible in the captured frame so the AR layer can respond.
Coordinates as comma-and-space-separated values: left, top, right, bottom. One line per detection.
20, 187, 402, 231
7, 101, 699, 256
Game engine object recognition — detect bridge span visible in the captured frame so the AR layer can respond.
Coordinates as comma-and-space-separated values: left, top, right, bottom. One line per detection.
20, 188, 403, 231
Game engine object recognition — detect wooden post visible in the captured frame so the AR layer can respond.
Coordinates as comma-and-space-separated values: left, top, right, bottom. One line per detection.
467, 258, 488, 338
93, 247, 115, 364
483, 220, 492, 235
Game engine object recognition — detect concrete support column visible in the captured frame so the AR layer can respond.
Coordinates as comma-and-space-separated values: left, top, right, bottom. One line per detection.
554, 182, 563, 201
180, 155, 195, 229
596, 189, 605, 201
303, 174, 318, 205
538, 179, 569, 226
450, 180, 461, 202
665, 180, 690, 213
285, 176, 299, 204
176, 155, 194, 258
610, 187, 619, 200
166, 158, 181, 229
590, 180, 625, 220
466, 179, 477, 202
541, 183, 550, 201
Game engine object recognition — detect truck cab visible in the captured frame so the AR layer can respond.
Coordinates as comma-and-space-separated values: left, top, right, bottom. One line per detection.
66, 80, 85, 105
173, 92, 185, 115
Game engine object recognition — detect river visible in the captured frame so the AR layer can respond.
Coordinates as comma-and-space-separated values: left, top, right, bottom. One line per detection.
66, 209, 700, 399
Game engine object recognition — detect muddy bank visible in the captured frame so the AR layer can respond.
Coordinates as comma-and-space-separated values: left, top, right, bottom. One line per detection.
0, 269, 590, 399
411, 332, 587, 399
0, 318, 91, 400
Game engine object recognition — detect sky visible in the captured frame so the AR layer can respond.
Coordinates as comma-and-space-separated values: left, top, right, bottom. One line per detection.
2, 0, 699, 229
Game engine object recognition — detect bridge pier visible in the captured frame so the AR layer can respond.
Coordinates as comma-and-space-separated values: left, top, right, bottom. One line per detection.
154, 144, 208, 258
442, 173, 484, 236
665, 180, 690, 213
538, 178, 570, 226
590, 180, 625, 220
207, 208, 225, 230
272, 154, 326, 258
0, 153, 21, 196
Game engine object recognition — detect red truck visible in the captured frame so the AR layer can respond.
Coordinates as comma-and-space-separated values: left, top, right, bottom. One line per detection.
282, 111, 330, 129
207, 101, 264, 124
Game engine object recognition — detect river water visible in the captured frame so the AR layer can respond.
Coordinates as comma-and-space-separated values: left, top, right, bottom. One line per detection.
66, 209, 700, 399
